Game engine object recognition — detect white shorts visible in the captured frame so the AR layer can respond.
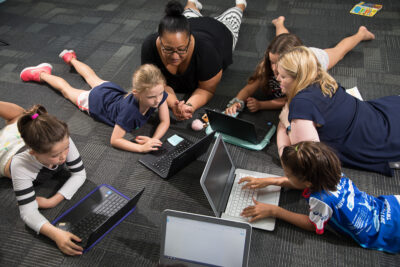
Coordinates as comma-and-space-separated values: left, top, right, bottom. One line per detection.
309, 47, 329, 71
77, 90, 91, 113
0, 122, 25, 177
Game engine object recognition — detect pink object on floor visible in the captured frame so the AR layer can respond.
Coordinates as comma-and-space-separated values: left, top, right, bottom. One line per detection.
191, 119, 204, 131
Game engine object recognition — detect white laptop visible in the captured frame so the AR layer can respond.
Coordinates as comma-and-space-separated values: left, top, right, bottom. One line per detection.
160, 209, 252, 267
200, 135, 281, 231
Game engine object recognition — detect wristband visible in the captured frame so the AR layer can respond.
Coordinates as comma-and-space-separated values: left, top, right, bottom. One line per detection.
227, 98, 245, 111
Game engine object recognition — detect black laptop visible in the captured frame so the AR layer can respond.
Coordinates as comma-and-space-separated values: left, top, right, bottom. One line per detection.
139, 132, 215, 179
206, 109, 272, 144
52, 184, 144, 253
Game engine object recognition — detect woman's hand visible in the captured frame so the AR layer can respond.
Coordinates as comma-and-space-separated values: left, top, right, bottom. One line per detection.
246, 97, 260, 112
172, 100, 193, 120
279, 103, 290, 128
225, 102, 241, 115
140, 137, 162, 153
241, 198, 277, 222
238, 176, 275, 189
53, 228, 83, 256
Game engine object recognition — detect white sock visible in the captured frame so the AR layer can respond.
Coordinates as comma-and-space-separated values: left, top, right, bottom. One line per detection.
235, 0, 247, 8
189, 0, 202, 10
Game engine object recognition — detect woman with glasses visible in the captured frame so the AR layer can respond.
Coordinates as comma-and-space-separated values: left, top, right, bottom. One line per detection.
141, 0, 247, 120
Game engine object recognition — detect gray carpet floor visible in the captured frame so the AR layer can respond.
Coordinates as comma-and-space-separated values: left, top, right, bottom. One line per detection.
0, 0, 399, 266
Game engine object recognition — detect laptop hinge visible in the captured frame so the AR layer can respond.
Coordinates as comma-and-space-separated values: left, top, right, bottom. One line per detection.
218, 166, 236, 215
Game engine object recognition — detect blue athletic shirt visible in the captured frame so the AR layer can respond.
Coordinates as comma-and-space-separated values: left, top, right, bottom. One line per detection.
303, 176, 400, 253
88, 82, 168, 133
288, 83, 400, 176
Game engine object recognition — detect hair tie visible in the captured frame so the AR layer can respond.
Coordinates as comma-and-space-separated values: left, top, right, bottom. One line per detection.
31, 113, 39, 120
295, 144, 299, 152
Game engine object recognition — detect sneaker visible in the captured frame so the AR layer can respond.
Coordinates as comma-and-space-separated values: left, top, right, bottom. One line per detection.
189, 0, 202, 10
20, 63, 53, 82
59, 49, 76, 65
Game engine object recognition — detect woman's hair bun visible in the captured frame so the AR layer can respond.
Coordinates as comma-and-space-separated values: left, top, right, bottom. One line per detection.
165, 0, 184, 17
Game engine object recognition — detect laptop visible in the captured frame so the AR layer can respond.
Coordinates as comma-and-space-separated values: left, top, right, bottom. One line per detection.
200, 135, 281, 231
160, 209, 252, 267
52, 184, 144, 253
139, 132, 215, 179
205, 108, 273, 144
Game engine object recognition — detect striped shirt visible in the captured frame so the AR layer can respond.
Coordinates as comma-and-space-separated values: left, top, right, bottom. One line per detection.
10, 137, 86, 233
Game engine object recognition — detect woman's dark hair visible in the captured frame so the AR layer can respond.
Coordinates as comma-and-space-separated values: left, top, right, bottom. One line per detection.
18, 104, 69, 154
248, 33, 303, 93
158, 0, 190, 37
281, 141, 341, 193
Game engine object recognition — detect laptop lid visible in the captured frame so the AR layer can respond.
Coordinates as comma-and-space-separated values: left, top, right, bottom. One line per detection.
139, 132, 215, 179
52, 185, 144, 252
200, 135, 236, 218
160, 209, 251, 267
205, 109, 259, 144
84, 187, 145, 252
167, 131, 215, 177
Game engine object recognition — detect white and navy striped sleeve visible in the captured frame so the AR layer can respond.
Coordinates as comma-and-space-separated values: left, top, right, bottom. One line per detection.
57, 137, 86, 200
11, 152, 49, 233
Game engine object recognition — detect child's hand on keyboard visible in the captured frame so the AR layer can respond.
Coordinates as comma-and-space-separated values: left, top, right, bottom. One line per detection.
136, 136, 162, 153
240, 198, 277, 222
238, 176, 273, 189
51, 226, 83, 256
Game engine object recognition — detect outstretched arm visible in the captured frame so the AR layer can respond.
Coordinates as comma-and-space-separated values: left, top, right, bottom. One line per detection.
186, 70, 223, 112
241, 199, 315, 231
0, 101, 25, 123
246, 96, 287, 112
226, 80, 260, 115
239, 175, 307, 190
152, 101, 170, 140
110, 125, 162, 153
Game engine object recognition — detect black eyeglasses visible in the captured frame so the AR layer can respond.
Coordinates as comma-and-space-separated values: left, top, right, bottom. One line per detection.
159, 37, 191, 55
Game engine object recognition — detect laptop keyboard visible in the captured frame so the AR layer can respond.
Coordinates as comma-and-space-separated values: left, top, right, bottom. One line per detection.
225, 173, 258, 218
71, 192, 128, 243
150, 139, 192, 174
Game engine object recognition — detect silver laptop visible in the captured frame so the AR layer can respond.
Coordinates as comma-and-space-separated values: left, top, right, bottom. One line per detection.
200, 135, 281, 231
160, 209, 252, 267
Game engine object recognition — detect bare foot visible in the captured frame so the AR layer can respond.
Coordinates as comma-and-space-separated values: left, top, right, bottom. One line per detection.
272, 16, 285, 27
358, 26, 375, 41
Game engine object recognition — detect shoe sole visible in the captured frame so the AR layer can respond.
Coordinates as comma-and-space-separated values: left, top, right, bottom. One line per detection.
20, 63, 53, 81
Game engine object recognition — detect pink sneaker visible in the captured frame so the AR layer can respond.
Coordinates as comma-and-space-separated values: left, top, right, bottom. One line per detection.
59, 49, 76, 65
20, 63, 53, 82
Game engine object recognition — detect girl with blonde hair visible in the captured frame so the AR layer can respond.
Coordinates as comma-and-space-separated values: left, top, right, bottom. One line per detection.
21, 51, 170, 153
276, 46, 400, 176
225, 16, 375, 115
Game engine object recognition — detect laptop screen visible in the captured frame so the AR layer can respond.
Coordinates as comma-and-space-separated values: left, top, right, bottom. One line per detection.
201, 136, 235, 217
161, 211, 251, 267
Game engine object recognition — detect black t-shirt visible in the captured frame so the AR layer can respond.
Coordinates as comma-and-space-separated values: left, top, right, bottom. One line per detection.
141, 17, 233, 94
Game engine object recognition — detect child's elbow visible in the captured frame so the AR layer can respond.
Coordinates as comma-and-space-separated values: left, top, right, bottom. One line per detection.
109, 137, 118, 148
